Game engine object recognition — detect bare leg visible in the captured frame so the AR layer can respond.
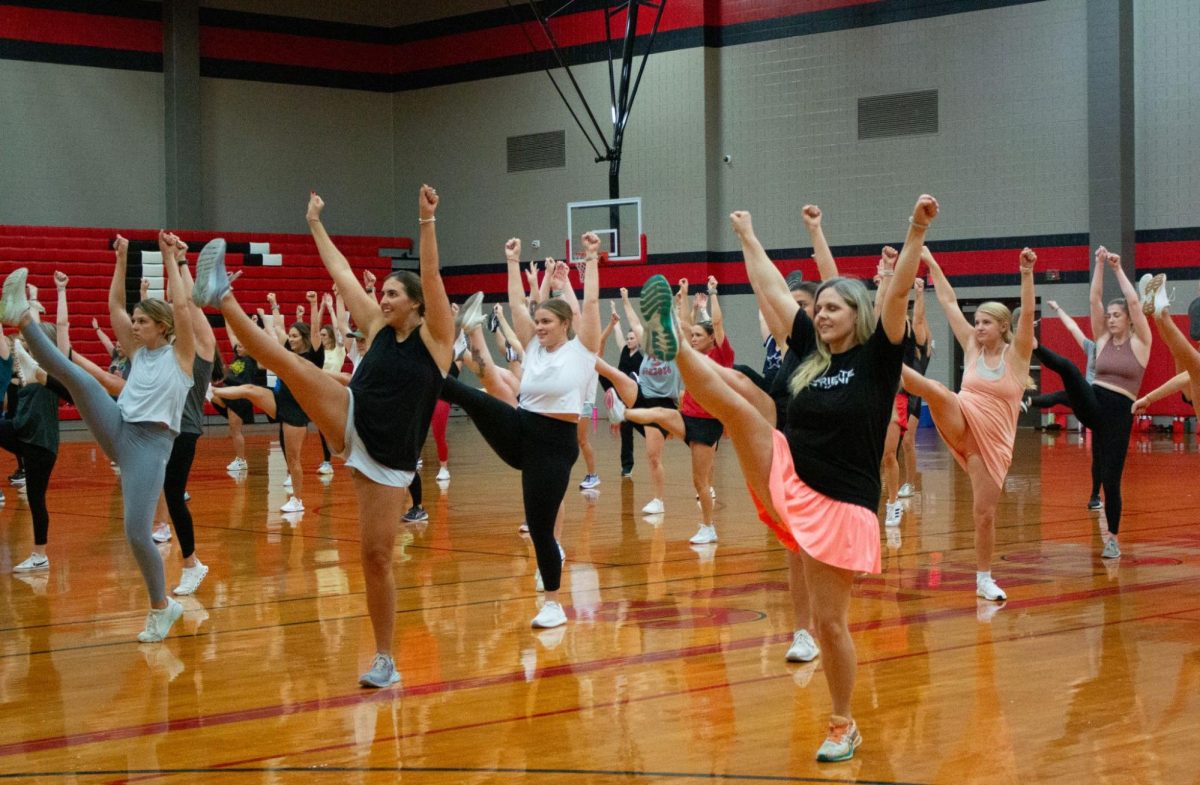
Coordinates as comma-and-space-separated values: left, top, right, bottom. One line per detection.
1155, 308, 1200, 418
882, 419, 901, 504
228, 408, 246, 460
802, 552, 857, 718
354, 472, 407, 656
625, 407, 686, 440
901, 425, 918, 486
692, 442, 717, 523
967, 456, 1003, 572
216, 291, 349, 450
212, 385, 276, 419
902, 365, 969, 453
595, 357, 639, 406
710, 364, 777, 423
788, 551, 812, 630
672, 339, 778, 520
282, 423, 306, 499
644, 428, 667, 501
577, 418, 596, 475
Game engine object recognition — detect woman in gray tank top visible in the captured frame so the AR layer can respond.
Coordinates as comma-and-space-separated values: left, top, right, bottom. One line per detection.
0, 231, 196, 644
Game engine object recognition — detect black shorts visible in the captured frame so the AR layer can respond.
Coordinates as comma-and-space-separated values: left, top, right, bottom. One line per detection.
273, 388, 310, 427
630, 393, 676, 438
213, 396, 255, 425
906, 394, 922, 419
682, 414, 723, 447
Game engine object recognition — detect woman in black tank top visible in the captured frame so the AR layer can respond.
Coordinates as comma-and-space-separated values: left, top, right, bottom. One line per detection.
192, 185, 456, 690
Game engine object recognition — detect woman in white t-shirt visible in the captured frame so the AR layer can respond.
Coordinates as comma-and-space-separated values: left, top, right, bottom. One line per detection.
439, 233, 602, 629
1, 231, 195, 644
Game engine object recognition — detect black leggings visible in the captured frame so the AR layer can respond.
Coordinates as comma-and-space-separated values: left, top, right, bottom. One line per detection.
410, 470, 422, 507
441, 377, 578, 591
164, 432, 200, 559
1027, 389, 1102, 497
1035, 345, 1136, 533
0, 425, 55, 545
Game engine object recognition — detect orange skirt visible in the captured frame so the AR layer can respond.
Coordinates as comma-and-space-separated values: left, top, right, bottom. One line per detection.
748, 430, 881, 574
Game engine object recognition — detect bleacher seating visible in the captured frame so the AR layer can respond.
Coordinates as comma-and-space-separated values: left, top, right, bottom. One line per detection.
0, 225, 410, 421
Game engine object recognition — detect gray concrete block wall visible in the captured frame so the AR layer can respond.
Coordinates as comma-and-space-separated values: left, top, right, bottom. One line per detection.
711, 0, 1090, 250
0, 60, 166, 228
199, 79, 397, 234
391, 48, 709, 266
1135, 0, 1200, 230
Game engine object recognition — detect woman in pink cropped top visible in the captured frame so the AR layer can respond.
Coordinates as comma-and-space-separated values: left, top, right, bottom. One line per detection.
901, 246, 1037, 603
1032, 248, 1150, 560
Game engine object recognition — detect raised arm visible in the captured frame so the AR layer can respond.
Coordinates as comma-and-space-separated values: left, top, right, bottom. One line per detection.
801, 204, 839, 281
1088, 247, 1107, 341
706, 276, 725, 345
912, 278, 929, 347
306, 193, 384, 338
600, 302, 619, 348
1106, 251, 1152, 358
158, 232, 195, 373
922, 245, 973, 349
494, 304, 525, 361
553, 262, 581, 321
68, 343, 127, 396
334, 290, 351, 340
730, 211, 799, 342
675, 279, 694, 333
54, 271, 70, 353
873, 248, 897, 319
91, 318, 115, 357
1044, 300, 1088, 351
576, 232, 601, 353
505, 239, 535, 346
881, 196, 938, 343
108, 235, 136, 357
265, 293, 288, 345
414, 185, 456, 370
1011, 249, 1037, 359
307, 290, 322, 344
620, 287, 644, 343
538, 257, 555, 304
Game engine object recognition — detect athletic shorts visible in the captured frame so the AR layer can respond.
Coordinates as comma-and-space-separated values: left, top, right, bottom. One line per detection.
630, 393, 676, 438
894, 392, 910, 434
273, 388, 309, 428
212, 396, 255, 425
683, 414, 723, 447
338, 392, 415, 489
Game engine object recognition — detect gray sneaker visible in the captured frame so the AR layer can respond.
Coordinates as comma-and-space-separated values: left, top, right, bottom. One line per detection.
137, 598, 184, 642
191, 238, 230, 308
1102, 538, 1121, 559
0, 268, 30, 327
359, 653, 401, 688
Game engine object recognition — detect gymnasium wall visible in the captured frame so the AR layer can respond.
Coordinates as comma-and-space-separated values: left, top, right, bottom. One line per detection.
2, 0, 1198, 384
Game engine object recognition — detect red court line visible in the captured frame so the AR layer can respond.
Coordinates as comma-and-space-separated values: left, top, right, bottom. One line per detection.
0, 5, 161, 52
4, 573, 1197, 761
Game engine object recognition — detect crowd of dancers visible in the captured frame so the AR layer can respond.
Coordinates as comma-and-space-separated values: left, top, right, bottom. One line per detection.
3, 185, 1197, 763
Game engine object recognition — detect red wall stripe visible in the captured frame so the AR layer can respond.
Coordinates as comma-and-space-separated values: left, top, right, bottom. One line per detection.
199, 26, 393, 73
711, 0, 882, 26
0, 5, 161, 53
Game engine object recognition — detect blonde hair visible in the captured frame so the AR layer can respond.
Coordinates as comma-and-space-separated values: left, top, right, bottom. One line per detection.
134, 298, 174, 340
976, 301, 1013, 343
788, 277, 876, 394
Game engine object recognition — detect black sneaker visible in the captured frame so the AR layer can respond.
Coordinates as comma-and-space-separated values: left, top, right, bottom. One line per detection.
401, 505, 429, 523
1088, 496, 1103, 511
9, 470, 25, 487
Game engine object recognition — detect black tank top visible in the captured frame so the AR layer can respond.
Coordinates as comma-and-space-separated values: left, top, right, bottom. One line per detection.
349, 326, 443, 470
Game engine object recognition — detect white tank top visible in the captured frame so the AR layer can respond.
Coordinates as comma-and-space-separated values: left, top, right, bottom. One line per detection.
117, 344, 193, 433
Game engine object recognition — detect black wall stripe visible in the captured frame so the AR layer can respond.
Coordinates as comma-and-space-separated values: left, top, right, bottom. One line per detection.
0, 39, 161, 72
2, 0, 160, 21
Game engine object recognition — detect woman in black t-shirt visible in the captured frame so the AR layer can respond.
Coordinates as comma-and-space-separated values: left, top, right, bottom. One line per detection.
194, 186, 455, 690
637, 196, 937, 764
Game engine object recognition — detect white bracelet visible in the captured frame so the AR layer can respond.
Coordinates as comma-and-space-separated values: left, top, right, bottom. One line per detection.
419, 217, 436, 224
908, 216, 930, 230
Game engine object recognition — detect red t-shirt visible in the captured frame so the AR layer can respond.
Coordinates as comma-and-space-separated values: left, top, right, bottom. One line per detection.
679, 336, 735, 418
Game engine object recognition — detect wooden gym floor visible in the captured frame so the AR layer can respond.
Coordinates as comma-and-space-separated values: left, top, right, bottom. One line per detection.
1, 420, 1199, 784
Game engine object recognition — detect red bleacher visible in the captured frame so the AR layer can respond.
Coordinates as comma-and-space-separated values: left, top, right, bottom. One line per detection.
0, 225, 409, 421
1038, 315, 1194, 419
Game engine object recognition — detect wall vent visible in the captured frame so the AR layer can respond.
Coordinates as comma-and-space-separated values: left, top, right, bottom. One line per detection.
857, 90, 938, 139
507, 130, 566, 172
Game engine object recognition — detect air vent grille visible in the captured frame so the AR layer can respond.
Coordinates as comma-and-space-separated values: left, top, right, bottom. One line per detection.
857, 90, 938, 139
507, 130, 566, 172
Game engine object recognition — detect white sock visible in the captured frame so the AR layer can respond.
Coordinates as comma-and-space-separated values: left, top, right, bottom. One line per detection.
977, 571, 992, 582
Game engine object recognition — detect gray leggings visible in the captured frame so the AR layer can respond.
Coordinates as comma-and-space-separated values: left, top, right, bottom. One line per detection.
22, 323, 175, 603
